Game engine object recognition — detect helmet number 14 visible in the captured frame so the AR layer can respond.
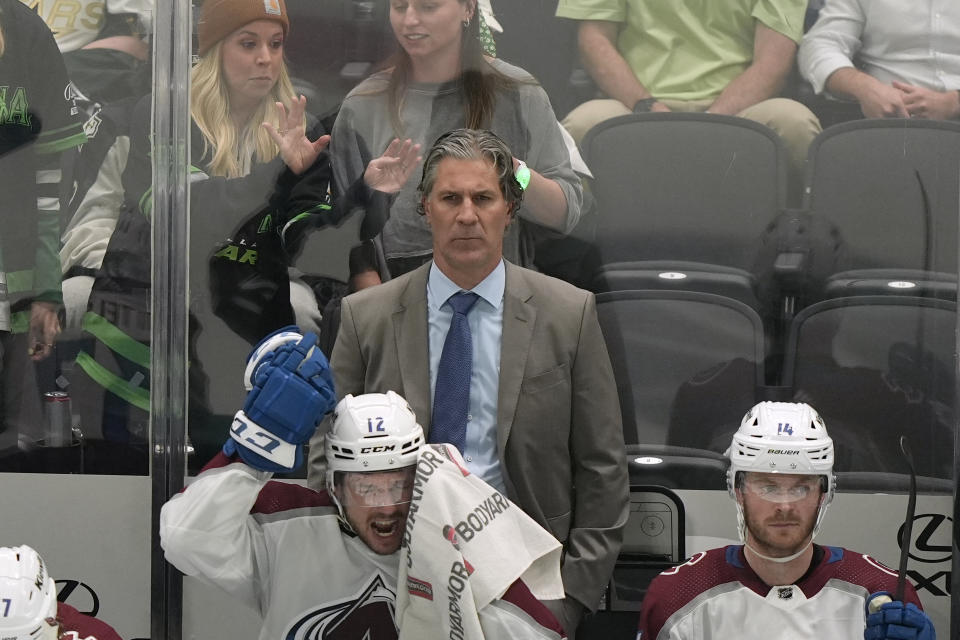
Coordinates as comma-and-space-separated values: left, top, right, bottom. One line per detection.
778, 423, 794, 435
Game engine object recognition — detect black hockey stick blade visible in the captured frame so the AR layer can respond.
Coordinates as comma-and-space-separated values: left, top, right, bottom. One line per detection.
895, 435, 918, 603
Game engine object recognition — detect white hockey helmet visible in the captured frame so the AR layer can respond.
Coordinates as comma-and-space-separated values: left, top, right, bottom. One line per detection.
0, 546, 59, 640
326, 391, 424, 487
726, 402, 836, 545
727, 402, 834, 494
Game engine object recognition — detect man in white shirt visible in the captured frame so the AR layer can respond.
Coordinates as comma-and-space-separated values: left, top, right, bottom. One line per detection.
799, 0, 960, 120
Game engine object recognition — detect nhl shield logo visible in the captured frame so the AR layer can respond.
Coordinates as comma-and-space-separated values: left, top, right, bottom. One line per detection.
263, 0, 282, 15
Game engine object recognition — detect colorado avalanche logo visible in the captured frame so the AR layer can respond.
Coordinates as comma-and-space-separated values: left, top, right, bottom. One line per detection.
284, 574, 397, 639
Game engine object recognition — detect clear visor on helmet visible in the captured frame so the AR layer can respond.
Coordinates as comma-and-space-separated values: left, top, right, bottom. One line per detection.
741, 474, 824, 504
336, 466, 417, 508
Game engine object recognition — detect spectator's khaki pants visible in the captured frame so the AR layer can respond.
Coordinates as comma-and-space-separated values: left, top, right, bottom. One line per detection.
562, 97, 822, 179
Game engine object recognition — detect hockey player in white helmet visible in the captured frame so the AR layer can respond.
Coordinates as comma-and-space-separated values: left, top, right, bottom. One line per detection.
0, 545, 121, 640
160, 327, 566, 640
326, 390, 424, 555
637, 401, 936, 640
727, 401, 836, 565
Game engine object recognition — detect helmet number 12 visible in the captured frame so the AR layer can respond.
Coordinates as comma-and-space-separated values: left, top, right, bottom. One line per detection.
367, 417, 385, 433
778, 423, 793, 435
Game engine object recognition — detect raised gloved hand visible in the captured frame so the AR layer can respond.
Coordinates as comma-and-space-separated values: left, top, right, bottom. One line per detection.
223, 326, 336, 473
864, 592, 936, 640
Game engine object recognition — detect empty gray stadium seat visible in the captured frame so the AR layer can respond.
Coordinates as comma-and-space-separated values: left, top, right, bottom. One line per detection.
581, 113, 787, 306
782, 295, 955, 479
802, 119, 960, 301
596, 290, 766, 457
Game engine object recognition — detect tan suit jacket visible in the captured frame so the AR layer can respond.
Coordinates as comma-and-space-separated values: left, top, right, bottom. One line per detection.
308, 261, 629, 610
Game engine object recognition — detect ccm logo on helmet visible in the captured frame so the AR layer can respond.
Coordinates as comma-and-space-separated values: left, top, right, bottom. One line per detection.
766, 449, 800, 455
360, 445, 397, 453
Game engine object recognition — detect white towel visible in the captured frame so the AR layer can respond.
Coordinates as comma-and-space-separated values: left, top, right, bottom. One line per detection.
397, 445, 564, 640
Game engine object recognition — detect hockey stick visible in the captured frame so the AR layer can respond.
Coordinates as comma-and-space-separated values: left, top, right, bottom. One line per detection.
895, 435, 918, 603
867, 435, 918, 613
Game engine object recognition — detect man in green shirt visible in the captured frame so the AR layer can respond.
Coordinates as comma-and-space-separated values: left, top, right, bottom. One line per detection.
556, 0, 821, 176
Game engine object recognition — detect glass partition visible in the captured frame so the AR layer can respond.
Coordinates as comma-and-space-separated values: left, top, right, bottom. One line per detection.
0, 1, 158, 637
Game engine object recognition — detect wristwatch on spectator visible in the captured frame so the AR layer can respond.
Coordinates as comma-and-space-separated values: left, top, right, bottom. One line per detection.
632, 97, 658, 113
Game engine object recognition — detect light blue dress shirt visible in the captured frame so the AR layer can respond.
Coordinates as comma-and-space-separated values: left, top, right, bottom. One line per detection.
427, 261, 506, 494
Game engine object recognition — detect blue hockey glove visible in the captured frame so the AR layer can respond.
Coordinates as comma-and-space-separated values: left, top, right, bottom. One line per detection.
864, 592, 936, 640
223, 326, 337, 473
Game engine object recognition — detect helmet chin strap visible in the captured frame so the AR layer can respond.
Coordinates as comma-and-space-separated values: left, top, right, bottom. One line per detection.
744, 536, 814, 564
329, 488, 357, 534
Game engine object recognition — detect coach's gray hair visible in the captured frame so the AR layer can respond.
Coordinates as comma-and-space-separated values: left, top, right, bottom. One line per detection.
416, 128, 524, 216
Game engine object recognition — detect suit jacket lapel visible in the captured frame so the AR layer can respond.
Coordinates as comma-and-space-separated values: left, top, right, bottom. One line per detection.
497, 262, 535, 458
393, 264, 433, 435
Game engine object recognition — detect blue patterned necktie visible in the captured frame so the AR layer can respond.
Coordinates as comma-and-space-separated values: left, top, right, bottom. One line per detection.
430, 291, 480, 452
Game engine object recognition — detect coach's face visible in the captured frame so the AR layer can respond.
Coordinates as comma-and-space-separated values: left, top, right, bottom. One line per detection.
423, 156, 513, 289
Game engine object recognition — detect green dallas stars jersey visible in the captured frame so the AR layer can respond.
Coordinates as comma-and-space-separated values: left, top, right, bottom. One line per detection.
0, 0, 85, 330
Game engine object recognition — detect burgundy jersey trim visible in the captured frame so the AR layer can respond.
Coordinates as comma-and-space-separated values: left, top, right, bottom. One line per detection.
501, 580, 566, 637
198, 451, 238, 473
253, 479, 334, 514
193, 452, 334, 513
57, 603, 122, 640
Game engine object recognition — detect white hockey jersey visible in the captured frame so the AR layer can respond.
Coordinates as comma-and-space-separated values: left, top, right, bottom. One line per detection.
160, 453, 565, 640
637, 545, 925, 640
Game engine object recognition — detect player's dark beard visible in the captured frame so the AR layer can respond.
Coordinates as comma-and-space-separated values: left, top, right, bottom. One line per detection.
743, 502, 816, 558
